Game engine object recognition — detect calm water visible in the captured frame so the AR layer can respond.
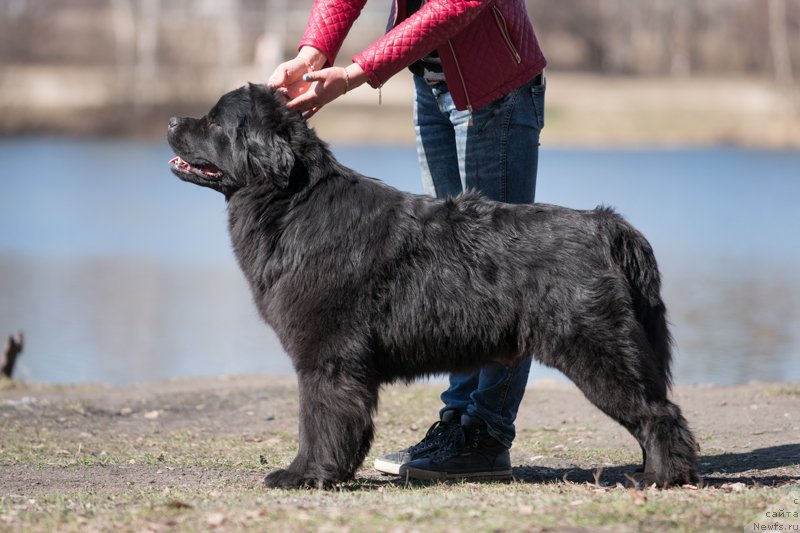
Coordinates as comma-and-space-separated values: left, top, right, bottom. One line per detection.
0, 139, 798, 385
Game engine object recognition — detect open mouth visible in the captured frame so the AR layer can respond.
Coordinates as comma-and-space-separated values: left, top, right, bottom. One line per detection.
169, 156, 223, 179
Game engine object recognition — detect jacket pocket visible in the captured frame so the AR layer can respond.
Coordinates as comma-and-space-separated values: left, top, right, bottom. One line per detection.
492, 6, 521, 64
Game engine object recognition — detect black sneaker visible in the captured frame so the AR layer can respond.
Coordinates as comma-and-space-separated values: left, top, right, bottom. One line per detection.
398, 414, 512, 481
373, 410, 461, 475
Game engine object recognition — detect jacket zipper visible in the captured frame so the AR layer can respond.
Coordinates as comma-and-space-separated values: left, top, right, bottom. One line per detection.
447, 40, 473, 123
492, 6, 521, 64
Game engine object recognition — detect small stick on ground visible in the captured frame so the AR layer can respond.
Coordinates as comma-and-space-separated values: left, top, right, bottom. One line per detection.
593, 467, 604, 488
1, 331, 24, 378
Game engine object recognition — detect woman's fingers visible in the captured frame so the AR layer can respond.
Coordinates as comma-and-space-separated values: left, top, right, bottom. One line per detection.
267, 58, 311, 88
266, 62, 292, 87
303, 107, 321, 120
282, 79, 313, 100
286, 68, 347, 115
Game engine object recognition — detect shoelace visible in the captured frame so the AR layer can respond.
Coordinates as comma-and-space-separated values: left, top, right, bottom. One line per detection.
429, 424, 467, 464
407, 420, 453, 454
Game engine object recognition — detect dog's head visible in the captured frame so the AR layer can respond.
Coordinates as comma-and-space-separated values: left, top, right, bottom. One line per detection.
167, 84, 300, 198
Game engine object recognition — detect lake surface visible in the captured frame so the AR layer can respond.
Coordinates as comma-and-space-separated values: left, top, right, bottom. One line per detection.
0, 139, 798, 385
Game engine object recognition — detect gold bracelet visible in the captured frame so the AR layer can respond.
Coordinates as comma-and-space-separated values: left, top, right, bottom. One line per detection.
342, 67, 350, 95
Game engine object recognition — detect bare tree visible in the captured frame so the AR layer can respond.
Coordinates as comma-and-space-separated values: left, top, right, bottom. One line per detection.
109, 0, 136, 103
257, 0, 289, 71
670, 0, 692, 76
136, 0, 161, 105
217, 0, 242, 91
768, 0, 794, 85
599, 0, 636, 73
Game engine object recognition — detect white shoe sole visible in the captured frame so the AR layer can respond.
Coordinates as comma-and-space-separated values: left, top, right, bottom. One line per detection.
373, 457, 403, 475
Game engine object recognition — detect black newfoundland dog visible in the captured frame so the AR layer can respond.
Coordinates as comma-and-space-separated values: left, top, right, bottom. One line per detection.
167, 84, 699, 489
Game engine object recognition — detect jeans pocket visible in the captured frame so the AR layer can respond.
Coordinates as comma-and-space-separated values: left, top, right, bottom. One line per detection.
530, 79, 546, 130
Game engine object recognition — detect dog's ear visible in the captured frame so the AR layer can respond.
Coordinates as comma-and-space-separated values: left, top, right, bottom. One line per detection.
242, 127, 294, 189
241, 83, 295, 189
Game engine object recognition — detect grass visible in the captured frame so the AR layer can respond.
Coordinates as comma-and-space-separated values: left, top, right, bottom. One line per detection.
2, 377, 798, 532
766, 385, 800, 397
1, 481, 792, 532
1, 422, 297, 470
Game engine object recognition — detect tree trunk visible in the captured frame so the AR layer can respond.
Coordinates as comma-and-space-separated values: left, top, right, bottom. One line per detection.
217, 0, 242, 92
136, 0, 161, 105
768, 0, 794, 85
109, 0, 136, 103
256, 0, 289, 70
670, 0, 691, 77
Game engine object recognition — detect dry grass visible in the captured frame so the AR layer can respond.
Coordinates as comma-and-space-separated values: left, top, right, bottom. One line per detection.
1, 376, 799, 532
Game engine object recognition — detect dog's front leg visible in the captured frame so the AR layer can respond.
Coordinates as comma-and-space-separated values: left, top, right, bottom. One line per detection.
264, 366, 379, 489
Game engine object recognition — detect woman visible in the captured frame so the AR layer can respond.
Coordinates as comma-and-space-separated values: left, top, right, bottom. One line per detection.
268, 0, 546, 480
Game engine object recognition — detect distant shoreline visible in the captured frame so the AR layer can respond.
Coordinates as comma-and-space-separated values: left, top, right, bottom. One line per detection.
1, 71, 798, 148
313, 72, 800, 149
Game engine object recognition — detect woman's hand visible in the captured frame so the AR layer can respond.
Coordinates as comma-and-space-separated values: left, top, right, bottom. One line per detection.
267, 46, 327, 101
286, 64, 368, 119
268, 57, 314, 101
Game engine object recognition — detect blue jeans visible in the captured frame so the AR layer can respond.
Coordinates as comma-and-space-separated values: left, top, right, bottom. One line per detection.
413, 74, 545, 449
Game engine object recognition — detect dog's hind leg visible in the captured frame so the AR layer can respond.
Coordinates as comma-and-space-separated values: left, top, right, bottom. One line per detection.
264, 364, 379, 489
628, 397, 700, 488
553, 327, 699, 488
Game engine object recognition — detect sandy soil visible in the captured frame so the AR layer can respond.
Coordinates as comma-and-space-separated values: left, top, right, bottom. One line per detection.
2, 376, 798, 495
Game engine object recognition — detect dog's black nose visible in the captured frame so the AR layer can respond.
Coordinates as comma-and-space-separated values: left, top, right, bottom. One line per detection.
168, 117, 179, 129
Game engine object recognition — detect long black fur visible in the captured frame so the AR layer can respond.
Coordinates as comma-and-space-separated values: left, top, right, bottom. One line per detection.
167, 84, 700, 489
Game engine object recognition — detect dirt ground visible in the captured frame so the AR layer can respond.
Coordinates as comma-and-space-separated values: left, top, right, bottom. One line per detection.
2, 376, 798, 495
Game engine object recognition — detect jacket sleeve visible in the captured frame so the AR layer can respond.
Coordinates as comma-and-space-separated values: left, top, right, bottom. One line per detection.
353, 0, 494, 88
298, 0, 369, 67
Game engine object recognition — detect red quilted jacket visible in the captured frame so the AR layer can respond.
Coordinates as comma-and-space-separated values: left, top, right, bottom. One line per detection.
298, 0, 547, 111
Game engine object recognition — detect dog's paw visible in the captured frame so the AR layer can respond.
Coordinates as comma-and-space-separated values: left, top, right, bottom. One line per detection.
630, 471, 660, 490
264, 468, 306, 488
630, 469, 700, 489
263, 468, 334, 490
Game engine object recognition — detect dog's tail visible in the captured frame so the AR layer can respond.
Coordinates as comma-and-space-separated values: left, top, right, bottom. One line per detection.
602, 207, 673, 390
